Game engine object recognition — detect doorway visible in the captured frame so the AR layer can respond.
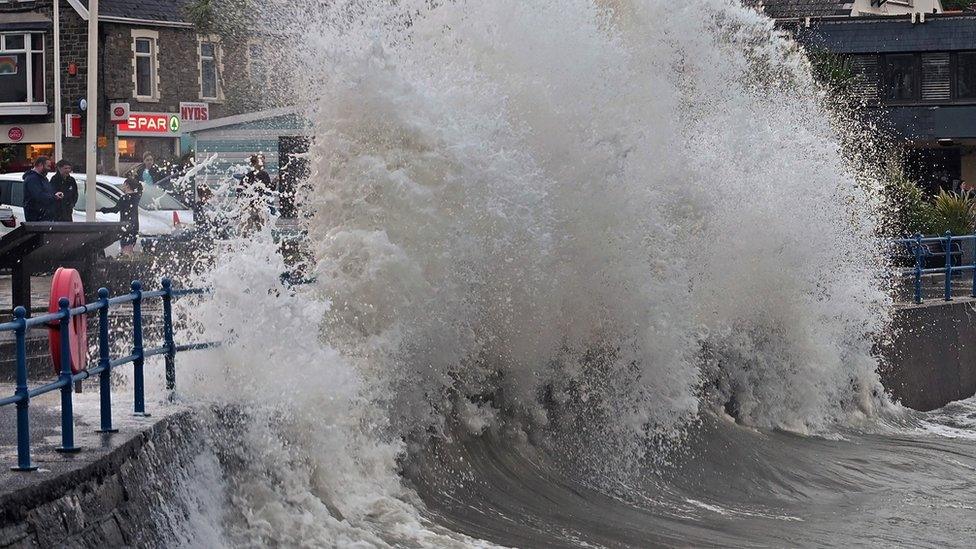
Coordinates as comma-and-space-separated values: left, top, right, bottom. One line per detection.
277, 136, 310, 219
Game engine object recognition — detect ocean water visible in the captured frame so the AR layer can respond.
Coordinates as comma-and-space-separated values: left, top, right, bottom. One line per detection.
164, 1, 976, 546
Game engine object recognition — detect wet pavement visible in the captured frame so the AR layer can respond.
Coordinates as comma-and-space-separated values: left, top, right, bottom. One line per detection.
0, 384, 179, 498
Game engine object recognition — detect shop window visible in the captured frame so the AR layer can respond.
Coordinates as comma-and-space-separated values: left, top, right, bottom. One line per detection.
200, 41, 219, 100
884, 54, 918, 102
116, 138, 175, 175
0, 143, 53, 174
956, 52, 976, 100
26, 143, 52, 161
132, 30, 159, 101
117, 138, 136, 162
0, 32, 45, 113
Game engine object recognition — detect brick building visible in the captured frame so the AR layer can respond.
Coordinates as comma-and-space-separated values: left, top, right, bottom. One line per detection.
0, 0, 266, 175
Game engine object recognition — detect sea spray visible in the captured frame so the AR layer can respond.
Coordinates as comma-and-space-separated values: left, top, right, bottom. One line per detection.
173, 0, 891, 543
297, 0, 889, 441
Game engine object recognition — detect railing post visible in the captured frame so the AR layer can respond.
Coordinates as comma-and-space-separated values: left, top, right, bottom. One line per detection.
914, 234, 923, 304
96, 288, 117, 433
162, 278, 176, 392
56, 298, 80, 453
131, 280, 149, 417
11, 306, 36, 471
970, 235, 976, 299
945, 231, 953, 302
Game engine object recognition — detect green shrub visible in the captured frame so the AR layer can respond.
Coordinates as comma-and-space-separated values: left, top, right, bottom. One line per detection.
810, 51, 855, 96
882, 162, 935, 236
929, 189, 976, 236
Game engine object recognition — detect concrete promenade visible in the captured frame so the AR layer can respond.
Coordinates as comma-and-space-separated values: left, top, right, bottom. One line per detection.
0, 385, 187, 547
0, 386, 177, 496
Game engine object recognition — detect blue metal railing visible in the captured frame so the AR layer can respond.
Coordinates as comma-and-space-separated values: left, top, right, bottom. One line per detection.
894, 231, 976, 304
0, 278, 216, 471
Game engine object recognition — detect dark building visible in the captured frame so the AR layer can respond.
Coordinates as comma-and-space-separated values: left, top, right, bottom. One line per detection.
0, 0, 263, 174
757, 0, 976, 192
793, 14, 976, 192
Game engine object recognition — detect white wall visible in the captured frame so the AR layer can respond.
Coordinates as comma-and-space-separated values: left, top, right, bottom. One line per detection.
851, 0, 943, 16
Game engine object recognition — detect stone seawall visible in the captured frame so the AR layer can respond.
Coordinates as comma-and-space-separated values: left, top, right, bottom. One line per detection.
0, 411, 202, 548
880, 298, 976, 411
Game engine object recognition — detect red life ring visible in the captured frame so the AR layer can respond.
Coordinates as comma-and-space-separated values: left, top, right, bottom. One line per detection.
48, 268, 88, 375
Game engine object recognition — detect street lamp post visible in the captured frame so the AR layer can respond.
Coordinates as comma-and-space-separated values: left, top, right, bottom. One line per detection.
53, 0, 62, 162
84, 0, 98, 221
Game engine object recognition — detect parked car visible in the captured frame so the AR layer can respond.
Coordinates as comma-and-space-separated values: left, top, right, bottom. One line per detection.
67, 174, 195, 230
0, 175, 173, 253
0, 206, 15, 230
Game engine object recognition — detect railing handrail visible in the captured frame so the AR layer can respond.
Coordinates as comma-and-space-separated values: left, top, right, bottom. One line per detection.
1, 277, 216, 471
890, 231, 976, 304
892, 234, 976, 245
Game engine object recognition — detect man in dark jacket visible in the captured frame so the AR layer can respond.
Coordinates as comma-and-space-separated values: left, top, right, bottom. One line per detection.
236, 154, 275, 235
50, 160, 78, 222
23, 156, 62, 222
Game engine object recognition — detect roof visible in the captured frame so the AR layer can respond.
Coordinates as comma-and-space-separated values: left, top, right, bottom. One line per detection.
757, 0, 854, 19
183, 106, 306, 134
0, 12, 51, 32
793, 14, 976, 53
77, 0, 192, 26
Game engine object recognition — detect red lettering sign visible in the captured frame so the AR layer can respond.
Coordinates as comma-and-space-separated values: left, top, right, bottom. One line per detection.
180, 103, 209, 122
7, 127, 24, 142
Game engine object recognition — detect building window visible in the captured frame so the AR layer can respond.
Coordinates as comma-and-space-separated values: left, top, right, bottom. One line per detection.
921, 53, 951, 102
247, 42, 275, 98
0, 32, 45, 110
131, 30, 159, 101
848, 51, 976, 105
135, 38, 155, 97
884, 54, 918, 102
200, 41, 219, 99
849, 55, 879, 104
956, 52, 976, 100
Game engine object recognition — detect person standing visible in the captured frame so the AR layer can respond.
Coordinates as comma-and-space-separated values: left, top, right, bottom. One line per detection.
99, 178, 143, 255
134, 152, 163, 186
23, 156, 62, 222
236, 154, 275, 235
961, 179, 976, 199
50, 160, 78, 222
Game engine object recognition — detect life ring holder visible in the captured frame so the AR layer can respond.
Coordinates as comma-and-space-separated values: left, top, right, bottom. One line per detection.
47, 268, 88, 375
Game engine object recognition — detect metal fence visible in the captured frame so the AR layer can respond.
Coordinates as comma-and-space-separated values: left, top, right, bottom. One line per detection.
894, 232, 976, 304
0, 278, 215, 471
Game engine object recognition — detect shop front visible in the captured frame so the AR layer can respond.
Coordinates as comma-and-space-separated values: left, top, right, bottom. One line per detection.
0, 123, 54, 173
115, 112, 182, 175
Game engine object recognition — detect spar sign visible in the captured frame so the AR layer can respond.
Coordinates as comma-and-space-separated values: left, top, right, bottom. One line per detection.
117, 112, 182, 137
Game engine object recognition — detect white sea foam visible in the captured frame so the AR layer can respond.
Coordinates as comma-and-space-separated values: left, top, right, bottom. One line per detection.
170, 0, 892, 544
296, 0, 889, 438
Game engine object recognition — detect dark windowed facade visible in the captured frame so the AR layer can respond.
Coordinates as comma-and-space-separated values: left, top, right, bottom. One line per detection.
851, 51, 976, 105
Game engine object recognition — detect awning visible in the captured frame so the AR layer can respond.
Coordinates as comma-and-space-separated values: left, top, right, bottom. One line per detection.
0, 13, 52, 32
